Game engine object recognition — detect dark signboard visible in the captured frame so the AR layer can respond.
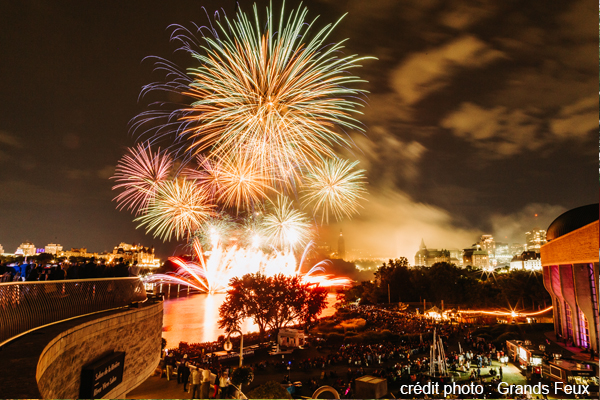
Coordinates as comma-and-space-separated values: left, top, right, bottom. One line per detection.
80, 351, 126, 399
570, 370, 595, 377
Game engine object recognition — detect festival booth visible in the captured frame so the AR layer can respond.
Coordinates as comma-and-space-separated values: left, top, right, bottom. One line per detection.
278, 329, 306, 348
547, 359, 599, 395
425, 306, 448, 320
506, 340, 544, 378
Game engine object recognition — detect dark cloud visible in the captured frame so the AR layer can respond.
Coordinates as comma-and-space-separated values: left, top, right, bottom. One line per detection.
391, 35, 505, 107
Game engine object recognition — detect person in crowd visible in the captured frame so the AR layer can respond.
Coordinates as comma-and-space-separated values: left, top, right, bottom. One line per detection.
26, 265, 40, 281
165, 353, 175, 381
213, 369, 220, 399
201, 365, 211, 399
218, 370, 229, 399
178, 354, 188, 384
189, 364, 201, 399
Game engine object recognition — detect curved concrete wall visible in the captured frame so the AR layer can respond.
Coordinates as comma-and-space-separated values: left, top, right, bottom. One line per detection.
36, 301, 163, 399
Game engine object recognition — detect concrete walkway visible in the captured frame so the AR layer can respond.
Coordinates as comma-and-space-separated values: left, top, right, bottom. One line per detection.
127, 374, 198, 399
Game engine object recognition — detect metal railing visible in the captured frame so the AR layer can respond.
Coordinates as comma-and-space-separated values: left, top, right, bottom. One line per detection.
0, 277, 146, 345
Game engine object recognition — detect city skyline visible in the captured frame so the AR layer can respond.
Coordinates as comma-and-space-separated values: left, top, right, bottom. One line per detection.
0, 0, 596, 259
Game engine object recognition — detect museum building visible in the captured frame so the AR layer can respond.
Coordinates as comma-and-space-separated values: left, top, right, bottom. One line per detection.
541, 204, 599, 354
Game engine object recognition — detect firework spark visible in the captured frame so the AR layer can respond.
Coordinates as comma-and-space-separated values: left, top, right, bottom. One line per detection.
148, 239, 351, 294
112, 143, 173, 214
214, 154, 272, 211
302, 159, 367, 223
135, 4, 372, 188
135, 178, 214, 241
182, 155, 223, 201
262, 196, 312, 250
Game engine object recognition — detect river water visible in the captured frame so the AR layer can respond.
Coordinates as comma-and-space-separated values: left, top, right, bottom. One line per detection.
162, 292, 338, 347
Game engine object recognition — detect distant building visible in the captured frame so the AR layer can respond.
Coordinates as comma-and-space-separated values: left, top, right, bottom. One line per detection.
541, 204, 598, 354
314, 241, 332, 257
494, 242, 512, 266
479, 235, 495, 255
65, 248, 90, 258
462, 245, 489, 269
448, 249, 464, 267
525, 228, 547, 251
44, 243, 63, 255
510, 243, 525, 256
0, 243, 4, 254
510, 251, 542, 271
415, 239, 462, 267
112, 242, 158, 267
17, 241, 36, 256
337, 230, 346, 260
479, 235, 500, 266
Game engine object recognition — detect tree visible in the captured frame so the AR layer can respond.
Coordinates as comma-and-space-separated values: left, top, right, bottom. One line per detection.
218, 273, 273, 340
218, 273, 328, 340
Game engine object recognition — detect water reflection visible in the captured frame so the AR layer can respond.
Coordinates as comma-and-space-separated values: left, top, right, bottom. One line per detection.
162, 293, 337, 347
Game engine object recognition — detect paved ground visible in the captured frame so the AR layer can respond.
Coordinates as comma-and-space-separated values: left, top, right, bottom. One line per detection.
127, 374, 195, 399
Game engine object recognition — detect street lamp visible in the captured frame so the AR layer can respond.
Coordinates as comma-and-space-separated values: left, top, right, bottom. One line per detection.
224, 329, 244, 367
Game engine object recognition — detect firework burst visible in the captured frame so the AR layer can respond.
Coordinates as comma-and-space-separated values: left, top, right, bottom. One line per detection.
262, 195, 312, 250
302, 159, 367, 223
112, 143, 173, 214
135, 178, 214, 241
135, 4, 372, 188
182, 155, 223, 201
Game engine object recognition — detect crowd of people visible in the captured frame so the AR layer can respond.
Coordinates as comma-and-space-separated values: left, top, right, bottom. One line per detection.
157, 304, 520, 399
0, 259, 136, 282
157, 352, 239, 399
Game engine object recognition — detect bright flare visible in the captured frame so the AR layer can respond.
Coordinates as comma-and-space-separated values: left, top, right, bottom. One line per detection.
148, 239, 351, 294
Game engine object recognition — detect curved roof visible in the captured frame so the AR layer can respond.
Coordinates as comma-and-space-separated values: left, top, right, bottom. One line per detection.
546, 204, 599, 241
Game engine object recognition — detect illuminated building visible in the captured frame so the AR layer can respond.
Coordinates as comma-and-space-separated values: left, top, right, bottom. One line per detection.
479, 235, 495, 257
0, 244, 4, 254
462, 245, 489, 269
337, 230, 346, 260
494, 242, 513, 266
314, 241, 332, 257
510, 251, 542, 271
510, 243, 525, 256
415, 239, 462, 267
448, 249, 464, 267
16, 241, 36, 256
112, 242, 159, 267
44, 243, 63, 255
526, 228, 547, 251
541, 204, 598, 354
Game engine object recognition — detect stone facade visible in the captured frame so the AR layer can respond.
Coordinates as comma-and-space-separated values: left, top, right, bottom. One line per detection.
540, 221, 598, 265
36, 301, 163, 399
541, 220, 599, 354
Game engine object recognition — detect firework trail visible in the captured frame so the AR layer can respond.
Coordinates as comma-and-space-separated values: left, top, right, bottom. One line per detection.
148, 239, 351, 294
117, 3, 372, 290
135, 178, 214, 241
302, 158, 367, 223
112, 143, 173, 214
262, 195, 312, 251
134, 3, 371, 189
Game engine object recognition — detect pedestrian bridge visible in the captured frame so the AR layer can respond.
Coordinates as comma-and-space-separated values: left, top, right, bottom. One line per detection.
0, 278, 163, 398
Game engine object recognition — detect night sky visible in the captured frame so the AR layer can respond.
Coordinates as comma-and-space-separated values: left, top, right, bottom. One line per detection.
0, 0, 597, 259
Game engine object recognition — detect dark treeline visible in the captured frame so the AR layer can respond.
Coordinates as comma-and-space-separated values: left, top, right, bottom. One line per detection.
343, 258, 551, 310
